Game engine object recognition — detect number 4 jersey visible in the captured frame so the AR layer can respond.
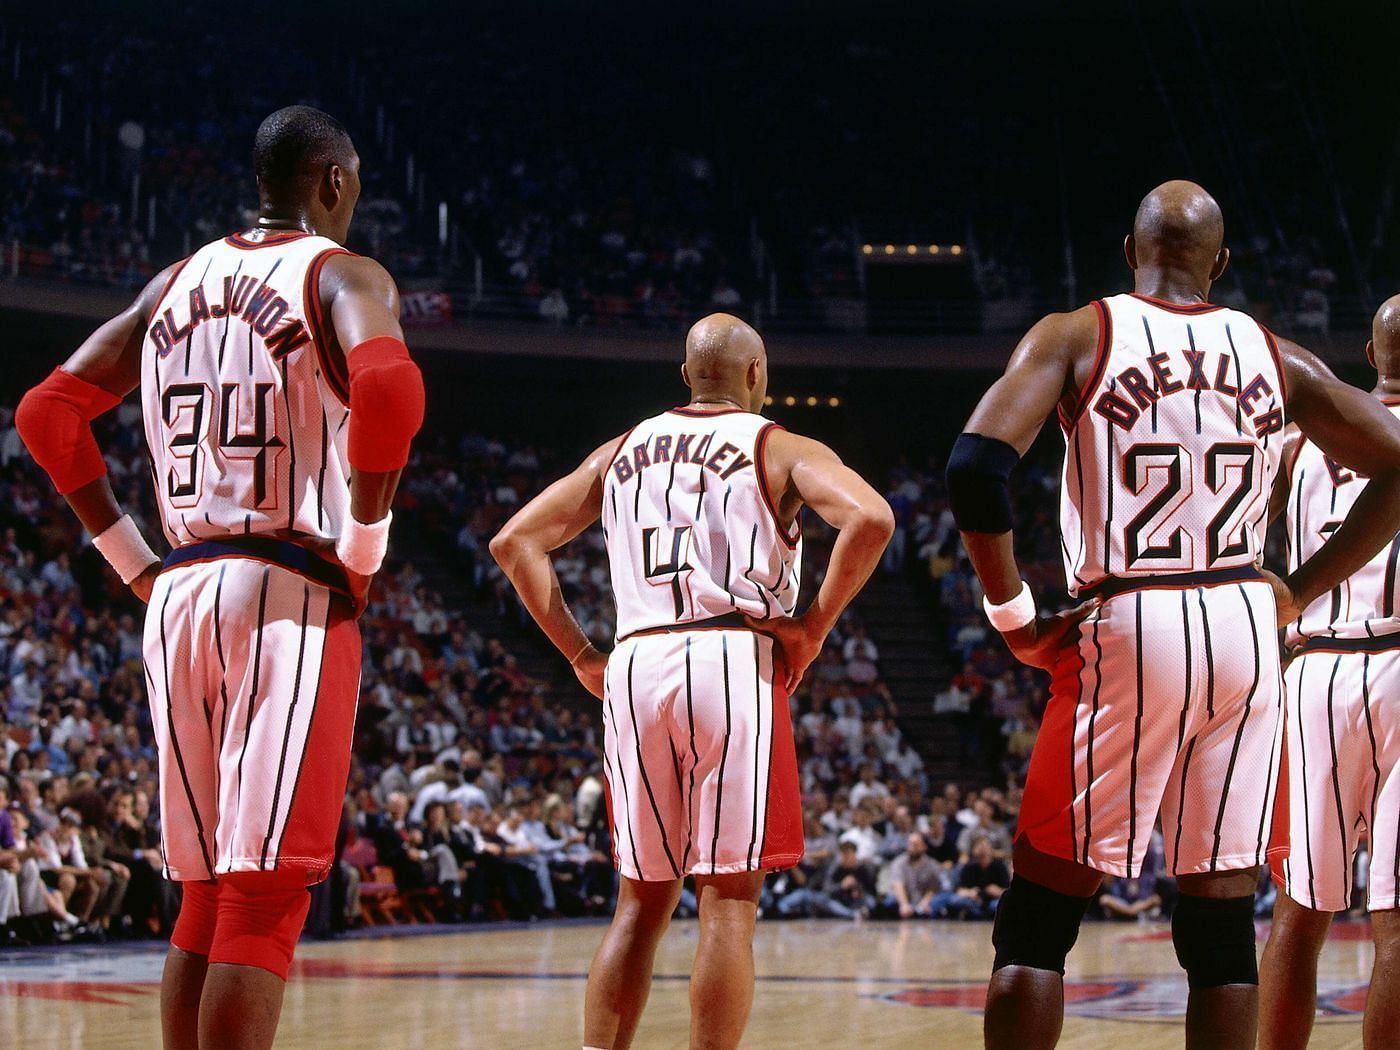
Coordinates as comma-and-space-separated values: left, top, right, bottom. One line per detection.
1059, 293, 1287, 594
602, 407, 802, 640
141, 229, 354, 547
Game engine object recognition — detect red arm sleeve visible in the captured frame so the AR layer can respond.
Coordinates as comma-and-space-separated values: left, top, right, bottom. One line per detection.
15, 368, 122, 494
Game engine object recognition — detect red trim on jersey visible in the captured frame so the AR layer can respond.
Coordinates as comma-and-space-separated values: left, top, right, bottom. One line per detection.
153, 255, 194, 317
302, 248, 354, 406
668, 406, 748, 418
1380, 396, 1400, 407
1129, 292, 1225, 315
1266, 740, 1290, 888
1058, 299, 1114, 433
1284, 430, 1308, 485
1258, 323, 1289, 406
754, 422, 800, 549
606, 425, 640, 477
757, 653, 803, 871
224, 230, 314, 251
275, 607, 361, 878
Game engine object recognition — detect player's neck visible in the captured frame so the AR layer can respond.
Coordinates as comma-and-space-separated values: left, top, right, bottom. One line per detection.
688, 395, 747, 412
1132, 267, 1210, 306
1374, 376, 1400, 397
254, 209, 314, 236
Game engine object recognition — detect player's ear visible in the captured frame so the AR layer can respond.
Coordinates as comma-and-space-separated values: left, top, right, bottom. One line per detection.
322, 163, 343, 210
747, 358, 760, 390
1210, 247, 1229, 282
1123, 234, 1137, 271
680, 362, 692, 390
1366, 340, 1376, 369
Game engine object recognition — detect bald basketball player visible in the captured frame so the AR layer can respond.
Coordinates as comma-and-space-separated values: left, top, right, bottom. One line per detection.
491, 313, 892, 1050
945, 181, 1400, 1049
1258, 297, 1400, 1049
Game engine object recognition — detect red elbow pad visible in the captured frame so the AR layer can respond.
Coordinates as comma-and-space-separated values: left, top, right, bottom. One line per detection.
16, 368, 122, 494
345, 337, 425, 472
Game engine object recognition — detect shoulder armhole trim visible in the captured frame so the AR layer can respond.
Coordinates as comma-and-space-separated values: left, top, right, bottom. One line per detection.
304, 247, 354, 406
1259, 323, 1288, 409
1058, 299, 1112, 434
756, 422, 800, 549
151, 255, 194, 319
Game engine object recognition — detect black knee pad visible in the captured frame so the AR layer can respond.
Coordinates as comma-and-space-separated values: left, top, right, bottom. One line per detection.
991, 875, 1091, 976
1172, 893, 1258, 988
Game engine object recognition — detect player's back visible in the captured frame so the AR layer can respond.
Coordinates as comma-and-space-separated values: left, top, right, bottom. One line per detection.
603, 407, 801, 639
1060, 293, 1287, 594
140, 229, 353, 548
1285, 399, 1400, 646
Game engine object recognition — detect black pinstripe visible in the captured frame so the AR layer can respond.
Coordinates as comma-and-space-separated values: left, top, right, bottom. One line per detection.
1172, 739, 1197, 874
316, 406, 329, 530
1070, 430, 1089, 588
282, 359, 297, 526
232, 567, 273, 838
1126, 594, 1145, 875
1082, 618, 1104, 865
603, 662, 643, 879
1177, 590, 1193, 751
683, 636, 699, 873
746, 634, 765, 868
695, 443, 708, 518
1209, 584, 1262, 870
1068, 632, 1084, 863
1293, 470, 1308, 633
664, 456, 678, 522
1187, 323, 1202, 435
745, 523, 772, 616
1225, 323, 1244, 435
1142, 315, 1160, 434
1299, 657, 1319, 909
156, 584, 215, 876
259, 583, 312, 869
271, 595, 335, 867
1361, 656, 1382, 892
1325, 655, 1350, 902
721, 487, 734, 602
710, 635, 734, 874
624, 648, 681, 878
217, 260, 243, 369
1103, 382, 1116, 575
1198, 589, 1216, 718
1254, 663, 1283, 863
212, 564, 232, 750
185, 258, 213, 376
1384, 535, 1400, 617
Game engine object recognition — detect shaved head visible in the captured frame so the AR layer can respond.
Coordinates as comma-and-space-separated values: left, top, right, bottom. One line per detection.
683, 313, 768, 411
1132, 181, 1224, 265
1371, 294, 1400, 376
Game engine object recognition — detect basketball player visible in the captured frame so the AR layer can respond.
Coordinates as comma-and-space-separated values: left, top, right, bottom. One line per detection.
1258, 296, 1400, 1049
16, 106, 424, 1050
490, 313, 892, 1050
944, 181, 1400, 1050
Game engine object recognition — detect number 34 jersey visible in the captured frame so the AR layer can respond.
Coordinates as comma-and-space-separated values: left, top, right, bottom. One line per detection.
1059, 293, 1288, 594
140, 230, 354, 548
602, 408, 802, 640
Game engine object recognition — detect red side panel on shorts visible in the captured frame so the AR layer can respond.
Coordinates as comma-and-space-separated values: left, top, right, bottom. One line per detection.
276, 607, 362, 880
759, 665, 804, 870
1016, 640, 1085, 863
1266, 740, 1290, 889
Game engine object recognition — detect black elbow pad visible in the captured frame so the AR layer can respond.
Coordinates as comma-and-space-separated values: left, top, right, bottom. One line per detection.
945, 433, 1019, 533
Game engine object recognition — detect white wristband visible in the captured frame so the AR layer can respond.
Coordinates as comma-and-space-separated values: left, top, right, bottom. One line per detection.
91, 515, 160, 585
336, 512, 392, 576
983, 581, 1036, 633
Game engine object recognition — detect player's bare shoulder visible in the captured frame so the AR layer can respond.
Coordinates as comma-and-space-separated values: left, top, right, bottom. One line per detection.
318, 252, 400, 315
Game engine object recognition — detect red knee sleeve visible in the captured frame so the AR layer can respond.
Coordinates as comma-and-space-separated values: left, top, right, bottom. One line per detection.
15, 368, 122, 494
345, 337, 424, 472
208, 871, 312, 981
171, 879, 220, 957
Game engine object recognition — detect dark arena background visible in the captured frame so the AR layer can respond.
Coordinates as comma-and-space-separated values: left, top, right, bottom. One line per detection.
0, 2, 1395, 1047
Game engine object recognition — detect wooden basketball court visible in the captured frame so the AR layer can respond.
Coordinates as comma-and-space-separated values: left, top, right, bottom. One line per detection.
0, 918, 1374, 1047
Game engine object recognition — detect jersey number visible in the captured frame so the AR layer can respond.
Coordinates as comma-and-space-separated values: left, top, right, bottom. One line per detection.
161, 382, 285, 510
642, 525, 693, 618
1122, 441, 1261, 569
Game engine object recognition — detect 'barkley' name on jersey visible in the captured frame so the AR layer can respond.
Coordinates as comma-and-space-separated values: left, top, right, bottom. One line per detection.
612, 429, 756, 484
1092, 344, 1284, 439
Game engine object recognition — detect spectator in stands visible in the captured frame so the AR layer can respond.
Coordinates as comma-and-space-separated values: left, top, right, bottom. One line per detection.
777, 841, 875, 920
932, 835, 1009, 920
884, 833, 942, 918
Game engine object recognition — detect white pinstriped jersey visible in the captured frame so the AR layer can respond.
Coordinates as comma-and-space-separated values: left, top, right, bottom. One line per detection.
1059, 293, 1287, 594
140, 229, 354, 548
1284, 402, 1400, 646
603, 408, 801, 640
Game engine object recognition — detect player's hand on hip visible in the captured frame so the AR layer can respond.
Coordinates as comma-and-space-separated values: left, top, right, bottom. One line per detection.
1260, 568, 1302, 627
744, 613, 824, 692
129, 563, 161, 604
1002, 598, 1098, 670
571, 646, 607, 701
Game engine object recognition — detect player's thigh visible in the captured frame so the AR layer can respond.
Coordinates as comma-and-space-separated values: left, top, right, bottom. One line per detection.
1162, 581, 1282, 876
685, 631, 790, 876
602, 634, 688, 881
212, 565, 361, 877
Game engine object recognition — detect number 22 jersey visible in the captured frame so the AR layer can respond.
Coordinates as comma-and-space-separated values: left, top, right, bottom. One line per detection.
602, 407, 802, 640
1058, 293, 1288, 594
140, 229, 354, 548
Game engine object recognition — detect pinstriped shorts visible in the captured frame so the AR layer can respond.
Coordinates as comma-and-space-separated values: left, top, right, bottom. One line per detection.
601, 629, 803, 882
1274, 647, 1400, 912
1019, 579, 1283, 878
143, 556, 361, 882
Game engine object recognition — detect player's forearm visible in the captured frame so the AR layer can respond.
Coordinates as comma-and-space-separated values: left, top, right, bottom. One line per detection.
957, 530, 1023, 606
349, 468, 402, 524
61, 477, 125, 538
1289, 470, 1400, 607
804, 512, 893, 634
490, 536, 595, 661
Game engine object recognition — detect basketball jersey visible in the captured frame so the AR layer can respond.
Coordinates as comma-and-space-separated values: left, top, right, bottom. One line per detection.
140, 229, 354, 548
1284, 401, 1400, 645
603, 408, 802, 640
1059, 293, 1287, 594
